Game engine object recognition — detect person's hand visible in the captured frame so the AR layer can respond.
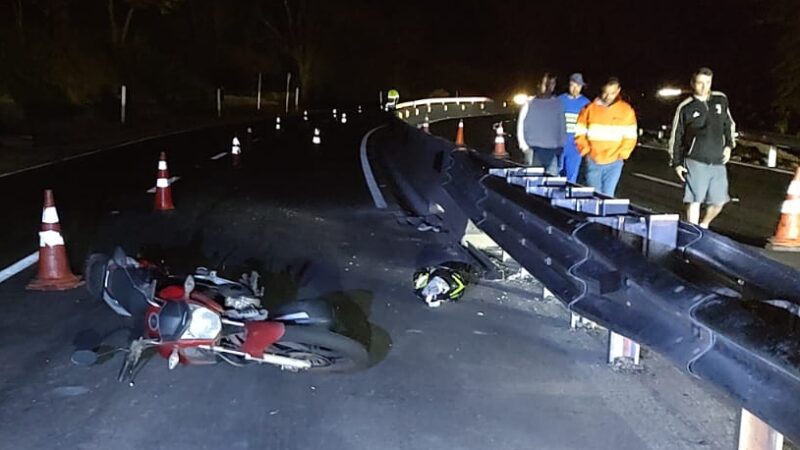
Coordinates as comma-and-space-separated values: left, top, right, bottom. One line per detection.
675, 165, 688, 182
722, 147, 731, 164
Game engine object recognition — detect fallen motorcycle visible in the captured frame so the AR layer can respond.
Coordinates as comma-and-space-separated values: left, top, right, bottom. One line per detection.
74, 247, 369, 385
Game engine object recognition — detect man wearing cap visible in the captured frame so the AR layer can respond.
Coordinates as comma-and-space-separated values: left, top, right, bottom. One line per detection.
559, 73, 591, 183
516, 73, 567, 175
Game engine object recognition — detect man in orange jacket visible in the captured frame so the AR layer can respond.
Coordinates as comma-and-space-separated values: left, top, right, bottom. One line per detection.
574, 77, 638, 196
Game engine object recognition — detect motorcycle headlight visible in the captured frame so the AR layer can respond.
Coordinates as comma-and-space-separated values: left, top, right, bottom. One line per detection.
182, 305, 222, 340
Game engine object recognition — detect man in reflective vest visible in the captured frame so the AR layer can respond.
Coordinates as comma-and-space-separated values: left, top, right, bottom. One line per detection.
574, 77, 638, 196
559, 73, 591, 183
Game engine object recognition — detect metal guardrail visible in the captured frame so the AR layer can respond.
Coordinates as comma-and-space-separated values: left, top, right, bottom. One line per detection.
393, 97, 511, 125
395, 96, 494, 109
372, 106, 800, 446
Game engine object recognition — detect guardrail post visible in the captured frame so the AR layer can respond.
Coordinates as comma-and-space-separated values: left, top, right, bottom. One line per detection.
120, 84, 127, 125
570, 312, 598, 329
608, 331, 641, 365
257, 73, 262, 111
768, 146, 777, 168
606, 214, 678, 366
737, 409, 784, 450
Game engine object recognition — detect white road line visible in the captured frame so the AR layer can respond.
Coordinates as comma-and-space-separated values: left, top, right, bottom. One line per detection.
632, 173, 683, 189
637, 143, 666, 151
210, 152, 228, 160
360, 125, 388, 209
146, 176, 180, 194
729, 160, 795, 175
0, 251, 39, 284
636, 143, 796, 175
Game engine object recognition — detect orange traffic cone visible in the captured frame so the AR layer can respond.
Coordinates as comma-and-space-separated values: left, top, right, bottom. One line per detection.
154, 152, 175, 211
492, 124, 509, 159
26, 190, 83, 291
455, 119, 465, 147
768, 167, 800, 251
231, 137, 241, 167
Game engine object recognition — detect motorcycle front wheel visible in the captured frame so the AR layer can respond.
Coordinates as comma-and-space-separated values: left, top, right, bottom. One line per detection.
269, 325, 369, 373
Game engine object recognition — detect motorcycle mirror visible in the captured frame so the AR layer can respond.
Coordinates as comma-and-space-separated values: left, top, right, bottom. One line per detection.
71, 349, 99, 366
183, 275, 195, 298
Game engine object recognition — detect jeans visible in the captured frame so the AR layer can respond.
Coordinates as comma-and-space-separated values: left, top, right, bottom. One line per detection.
561, 140, 582, 183
527, 146, 563, 176
584, 158, 624, 197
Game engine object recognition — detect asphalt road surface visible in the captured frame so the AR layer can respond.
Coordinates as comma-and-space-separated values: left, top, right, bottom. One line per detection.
0, 111, 746, 449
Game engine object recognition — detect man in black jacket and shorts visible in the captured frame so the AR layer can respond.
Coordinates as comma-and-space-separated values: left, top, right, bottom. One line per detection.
668, 67, 736, 229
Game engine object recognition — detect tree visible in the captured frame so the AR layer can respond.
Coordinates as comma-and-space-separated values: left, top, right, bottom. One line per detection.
770, 0, 800, 133
108, 0, 183, 47
259, 0, 318, 101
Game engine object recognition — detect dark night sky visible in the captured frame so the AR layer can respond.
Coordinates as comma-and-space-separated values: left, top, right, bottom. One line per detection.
317, 0, 776, 126
370, 1, 772, 108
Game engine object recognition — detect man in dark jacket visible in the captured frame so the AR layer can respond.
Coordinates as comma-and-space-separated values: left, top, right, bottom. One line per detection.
668, 67, 736, 228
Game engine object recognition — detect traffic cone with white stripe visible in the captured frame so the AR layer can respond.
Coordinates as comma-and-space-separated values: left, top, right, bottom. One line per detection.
768, 167, 800, 251
231, 136, 242, 167
492, 124, 509, 159
312, 128, 321, 146
154, 152, 175, 211
421, 117, 430, 134
455, 119, 465, 148
26, 190, 83, 291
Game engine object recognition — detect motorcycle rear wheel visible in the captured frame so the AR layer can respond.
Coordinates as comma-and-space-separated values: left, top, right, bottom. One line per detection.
270, 325, 369, 373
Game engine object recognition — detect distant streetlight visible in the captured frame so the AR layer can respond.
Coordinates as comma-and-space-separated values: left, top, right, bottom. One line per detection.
513, 93, 530, 106
657, 87, 683, 98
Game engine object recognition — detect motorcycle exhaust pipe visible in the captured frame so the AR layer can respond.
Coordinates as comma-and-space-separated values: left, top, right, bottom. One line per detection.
199, 345, 313, 370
